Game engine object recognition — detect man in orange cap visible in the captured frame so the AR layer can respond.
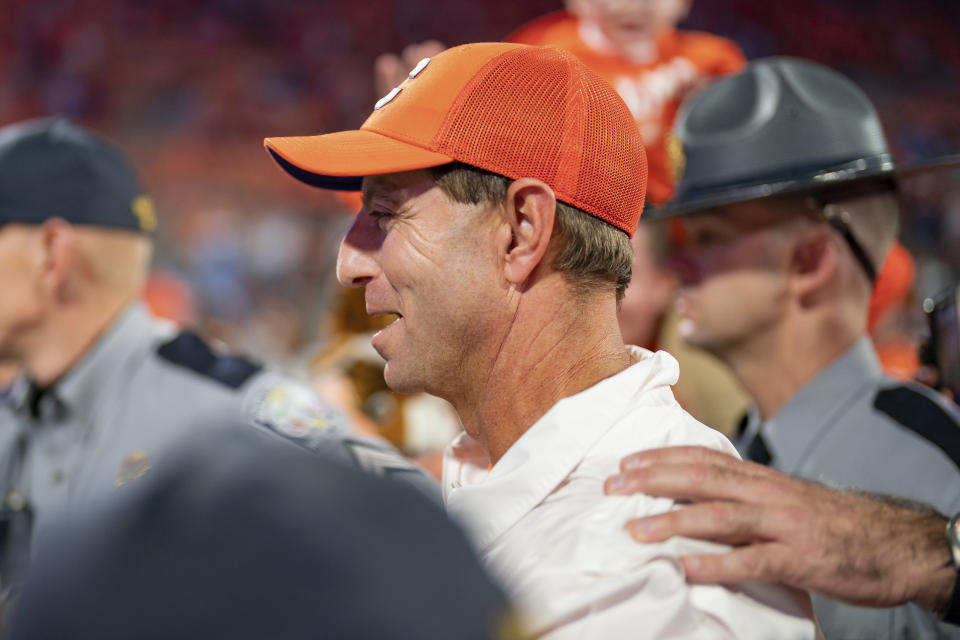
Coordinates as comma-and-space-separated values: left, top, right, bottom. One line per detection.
266, 42, 816, 637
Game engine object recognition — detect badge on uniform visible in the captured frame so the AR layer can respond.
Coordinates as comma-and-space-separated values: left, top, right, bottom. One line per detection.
115, 450, 151, 487
246, 381, 356, 452
255, 385, 332, 438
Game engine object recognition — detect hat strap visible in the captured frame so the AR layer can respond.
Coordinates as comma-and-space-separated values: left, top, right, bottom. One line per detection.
817, 203, 877, 284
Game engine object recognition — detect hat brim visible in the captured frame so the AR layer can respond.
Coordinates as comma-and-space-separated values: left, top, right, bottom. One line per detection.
265, 130, 454, 191
647, 153, 960, 220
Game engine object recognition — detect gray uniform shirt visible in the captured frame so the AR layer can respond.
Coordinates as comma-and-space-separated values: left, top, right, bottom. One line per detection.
737, 336, 960, 639
0, 303, 438, 586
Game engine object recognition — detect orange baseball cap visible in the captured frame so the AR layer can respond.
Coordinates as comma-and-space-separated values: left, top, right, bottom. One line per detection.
264, 42, 648, 235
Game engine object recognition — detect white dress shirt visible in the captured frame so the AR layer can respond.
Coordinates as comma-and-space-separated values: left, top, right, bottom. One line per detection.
443, 348, 818, 639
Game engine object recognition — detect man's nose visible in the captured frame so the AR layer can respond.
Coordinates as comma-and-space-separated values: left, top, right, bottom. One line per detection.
336, 213, 381, 288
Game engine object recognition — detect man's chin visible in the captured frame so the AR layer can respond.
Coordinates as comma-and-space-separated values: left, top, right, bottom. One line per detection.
382, 362, 424, 396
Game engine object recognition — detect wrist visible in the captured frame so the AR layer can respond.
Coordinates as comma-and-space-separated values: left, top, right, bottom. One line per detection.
932, 514, 960, 621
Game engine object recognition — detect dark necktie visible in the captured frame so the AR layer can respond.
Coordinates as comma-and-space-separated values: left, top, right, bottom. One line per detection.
745, 431, 773, 466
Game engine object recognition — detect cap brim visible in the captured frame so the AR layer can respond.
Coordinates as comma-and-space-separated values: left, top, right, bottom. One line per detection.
265, 130, 454, 191
897, 153, 960, 178
647, 153, 960, 220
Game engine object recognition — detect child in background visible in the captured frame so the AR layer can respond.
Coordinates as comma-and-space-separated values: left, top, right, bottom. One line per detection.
507, 0, 745, 204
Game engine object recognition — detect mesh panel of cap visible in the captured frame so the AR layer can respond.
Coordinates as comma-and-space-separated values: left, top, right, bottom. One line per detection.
433, 46, 647, 235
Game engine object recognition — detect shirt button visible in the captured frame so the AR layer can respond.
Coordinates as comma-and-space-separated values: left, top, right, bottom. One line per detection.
51, 469, 65, 484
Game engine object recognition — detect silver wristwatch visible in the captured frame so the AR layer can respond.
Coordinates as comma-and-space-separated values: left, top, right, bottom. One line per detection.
943, 514, 960, 623
947, 514, 960, 569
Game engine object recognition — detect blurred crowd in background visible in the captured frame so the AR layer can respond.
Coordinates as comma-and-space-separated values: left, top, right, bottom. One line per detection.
3, 0, 960, 449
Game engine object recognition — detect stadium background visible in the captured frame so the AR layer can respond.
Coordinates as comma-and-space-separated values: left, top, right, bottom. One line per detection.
3, 0, 959, 371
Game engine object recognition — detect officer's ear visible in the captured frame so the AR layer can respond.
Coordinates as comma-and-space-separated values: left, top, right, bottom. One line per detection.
39, 218, 77, 301
501, 178, 556, 287
789, 228, 839, 306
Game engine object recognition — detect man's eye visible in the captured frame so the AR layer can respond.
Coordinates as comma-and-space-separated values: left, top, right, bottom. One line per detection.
369, 210, 393, 226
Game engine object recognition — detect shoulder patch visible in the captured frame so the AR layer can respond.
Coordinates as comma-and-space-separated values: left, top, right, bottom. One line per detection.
874, 385, 960, 471
157, 332, 262, 389
251, 384, 345, 440
245, 380, 354, 453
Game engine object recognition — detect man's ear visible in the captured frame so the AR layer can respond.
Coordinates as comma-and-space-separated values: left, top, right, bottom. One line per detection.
502, 178, 556, 286
789, 229, 838, 306
39, 218, 77, 301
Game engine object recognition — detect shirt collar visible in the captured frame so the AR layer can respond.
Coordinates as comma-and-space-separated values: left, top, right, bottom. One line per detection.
762, 336, 883, 472
57, 302, 160, 414
11, 303, 160, 426
443, 347, 680, 551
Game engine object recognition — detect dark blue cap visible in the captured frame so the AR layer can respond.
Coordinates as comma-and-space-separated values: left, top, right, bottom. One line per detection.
0, 118, 155, 233
7, 425, 514, 640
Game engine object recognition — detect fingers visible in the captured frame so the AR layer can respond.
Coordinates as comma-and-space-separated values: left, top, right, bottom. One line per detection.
402, 40, 445, 66
679, 544, 793, 586
606, 459, 788, 506
373, 54, 405, 97
619, 445, 743, 473
625, 501, 776, 545
375, 41, 447, 97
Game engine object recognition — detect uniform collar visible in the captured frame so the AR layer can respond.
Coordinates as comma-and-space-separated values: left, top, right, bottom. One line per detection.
443, 347, 680, 551
58, 302, 161, 412
11, 302, 162, 426
762, 336, 884, 473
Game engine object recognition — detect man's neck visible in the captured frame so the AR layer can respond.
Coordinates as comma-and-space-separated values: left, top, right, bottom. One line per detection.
22, 295, 133, 388
456, 288, 631, 465
723, 313, 863, 421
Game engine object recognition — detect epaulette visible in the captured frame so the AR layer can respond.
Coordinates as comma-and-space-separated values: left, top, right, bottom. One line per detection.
874, 385, 960, 471
156, 332, 262, 389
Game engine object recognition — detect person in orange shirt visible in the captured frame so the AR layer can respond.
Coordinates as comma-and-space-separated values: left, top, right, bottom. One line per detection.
507, 0, 745, 205
867, 241, 923, 379
374, 2, 745, 206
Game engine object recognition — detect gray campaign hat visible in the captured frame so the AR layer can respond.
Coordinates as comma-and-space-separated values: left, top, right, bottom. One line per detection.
0, 118, 156, 233
651, 56, 960, 218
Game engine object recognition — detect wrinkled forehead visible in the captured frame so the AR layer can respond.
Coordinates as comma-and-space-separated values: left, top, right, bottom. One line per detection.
360, 169, 439, 211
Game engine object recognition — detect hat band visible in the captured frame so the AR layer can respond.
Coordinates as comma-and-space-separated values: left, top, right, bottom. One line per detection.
675, 153, 895, 204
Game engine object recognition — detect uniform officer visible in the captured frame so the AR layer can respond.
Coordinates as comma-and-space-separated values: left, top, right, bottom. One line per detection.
646, 57, 960, 638
0, 118, 436, 595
